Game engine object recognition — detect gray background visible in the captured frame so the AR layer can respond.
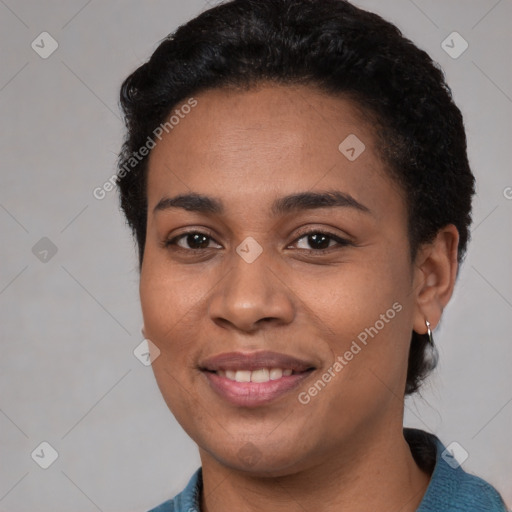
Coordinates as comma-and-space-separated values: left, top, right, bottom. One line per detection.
0, 0, 510, 510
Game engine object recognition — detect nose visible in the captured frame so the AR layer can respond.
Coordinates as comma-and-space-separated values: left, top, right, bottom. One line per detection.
208, 251, 295, 333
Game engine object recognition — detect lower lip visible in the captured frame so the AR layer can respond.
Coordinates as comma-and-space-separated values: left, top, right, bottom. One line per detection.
203, 371, 314, 408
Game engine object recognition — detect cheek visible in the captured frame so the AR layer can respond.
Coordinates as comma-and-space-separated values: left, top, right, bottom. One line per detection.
302, 248, 410, 339
140, 259, 207, 421
140, 252, 207, 336
297, 246, 413, 400
139, 258, 209, 397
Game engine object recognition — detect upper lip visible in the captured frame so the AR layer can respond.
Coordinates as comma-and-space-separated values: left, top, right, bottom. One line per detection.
200, 351, 316, 372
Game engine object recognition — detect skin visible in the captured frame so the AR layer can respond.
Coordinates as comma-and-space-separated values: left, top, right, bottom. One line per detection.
140, 83, 459, 512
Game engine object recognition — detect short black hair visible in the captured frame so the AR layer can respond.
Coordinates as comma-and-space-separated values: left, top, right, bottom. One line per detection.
116, 0, 475, 395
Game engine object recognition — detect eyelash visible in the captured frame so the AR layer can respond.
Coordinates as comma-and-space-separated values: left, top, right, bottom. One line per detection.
163, 229, 353, 255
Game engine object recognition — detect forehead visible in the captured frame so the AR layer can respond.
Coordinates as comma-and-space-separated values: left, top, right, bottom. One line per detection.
146, 84, 403, 218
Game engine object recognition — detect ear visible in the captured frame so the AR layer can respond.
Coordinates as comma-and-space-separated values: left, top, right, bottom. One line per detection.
412, 224, 460, 335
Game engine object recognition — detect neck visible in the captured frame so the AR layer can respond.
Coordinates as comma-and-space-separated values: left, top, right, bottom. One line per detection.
199, 425, 431, 512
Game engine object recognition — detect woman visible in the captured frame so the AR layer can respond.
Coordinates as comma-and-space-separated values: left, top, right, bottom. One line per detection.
116, 0, 508, 510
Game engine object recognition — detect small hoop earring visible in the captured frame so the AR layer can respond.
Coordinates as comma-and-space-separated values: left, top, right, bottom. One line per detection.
425, 320, 434, 346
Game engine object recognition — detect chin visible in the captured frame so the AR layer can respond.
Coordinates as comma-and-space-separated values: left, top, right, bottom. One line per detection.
201, 434, 317, 477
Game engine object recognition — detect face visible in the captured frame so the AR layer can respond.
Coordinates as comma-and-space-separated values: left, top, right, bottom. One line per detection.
141, 84, 421, 475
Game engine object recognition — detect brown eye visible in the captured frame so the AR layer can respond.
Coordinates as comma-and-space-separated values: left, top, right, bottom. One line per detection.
300, 233, 332, 250
165, 231, 221, 250
293, 231, 351, 252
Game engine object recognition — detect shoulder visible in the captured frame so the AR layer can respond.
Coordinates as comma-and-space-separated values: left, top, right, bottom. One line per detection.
405, 428, 508, 512
421, 467, 508, 512
457, 472, 510, 511
145, 468, 202, 512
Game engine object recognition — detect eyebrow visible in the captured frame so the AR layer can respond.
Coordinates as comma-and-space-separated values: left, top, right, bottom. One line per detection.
153, 190, 371, 216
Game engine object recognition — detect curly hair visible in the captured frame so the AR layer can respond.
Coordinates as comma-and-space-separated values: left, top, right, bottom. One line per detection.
116, 0, 475, 395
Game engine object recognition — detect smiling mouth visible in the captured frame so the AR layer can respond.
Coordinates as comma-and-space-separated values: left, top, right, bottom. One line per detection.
207, 367, 311, 382
199, 350, 317, 407
200, 352, 316, 379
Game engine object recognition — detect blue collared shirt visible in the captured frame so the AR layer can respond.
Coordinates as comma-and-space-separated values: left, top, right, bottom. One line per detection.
147, 429, 508, 512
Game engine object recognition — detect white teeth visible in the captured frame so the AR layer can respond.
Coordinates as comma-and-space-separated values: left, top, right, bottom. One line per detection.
251, 368, 270, 383
218, 368, 295, 382
235, 370, 251, 383
269, 368, 283, 380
